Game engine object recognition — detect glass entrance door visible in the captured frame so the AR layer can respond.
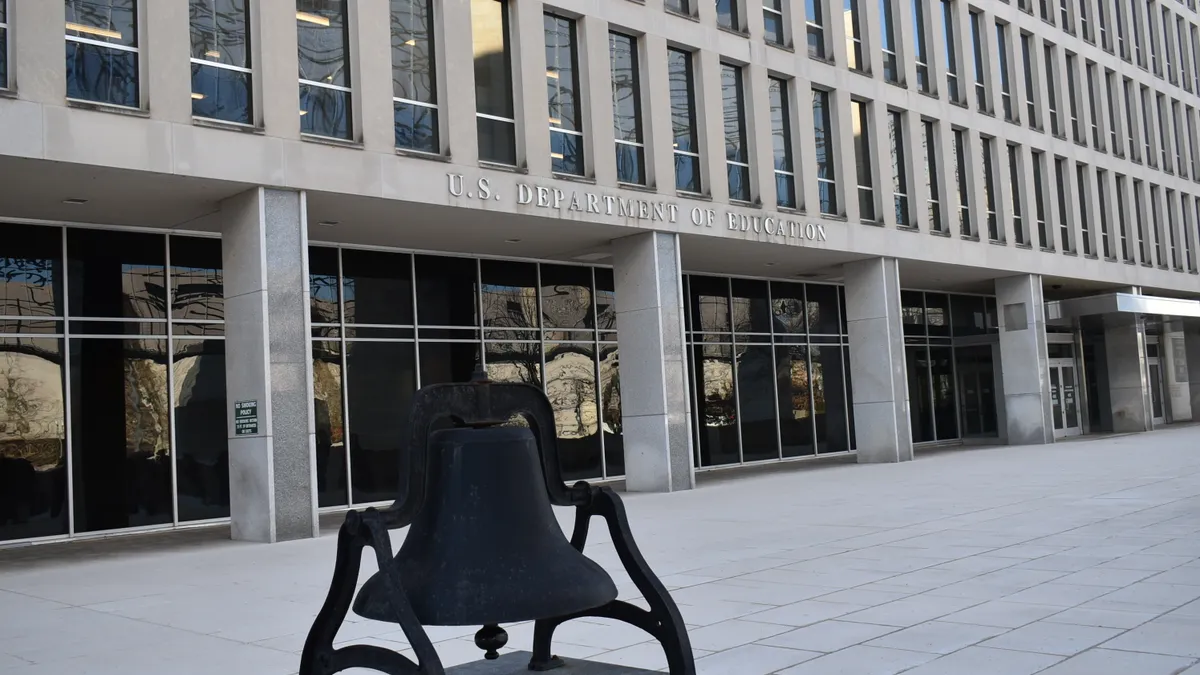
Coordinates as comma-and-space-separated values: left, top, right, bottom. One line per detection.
1148, 358, 1166, 425
1049, 360, 1082, 437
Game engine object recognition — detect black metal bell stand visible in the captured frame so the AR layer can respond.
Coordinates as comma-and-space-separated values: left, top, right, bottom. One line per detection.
299, 370, 696, 675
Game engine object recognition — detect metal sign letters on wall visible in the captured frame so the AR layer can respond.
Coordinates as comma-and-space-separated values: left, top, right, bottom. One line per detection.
447, 173, 829, 244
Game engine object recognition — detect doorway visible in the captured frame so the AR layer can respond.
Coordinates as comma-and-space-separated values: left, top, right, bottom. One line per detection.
1147, 341, 1167, 426
1049, 358, 1082, 438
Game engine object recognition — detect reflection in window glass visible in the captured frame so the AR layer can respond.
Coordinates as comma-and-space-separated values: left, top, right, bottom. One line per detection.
312, 339, 347, 507
722, 63, 751, 202
546, 14, 584, 175
541, 265, 594, 332
0, 0, 8, 89
473, 0, 516, 165
693, 344, 738, 466
669, 49, 701, 193
811, 345, 850, 453
546, 342, 601, 480
67, 229, 167, 320
737, 344, 779, 461
776, 345, 813, 456
190, 0, 252, 124
599, 343, 622, 476
717, 0, 740, 30
309, 247, 342, 325
392, 0, 439, 152
347, 340, 415, 504
764, 0, 785, 44
769, 78, 797, 209
298, 0, 353, 139
481, 260, 538, 333
65, 0, 140, 107
170, 236, 223, 322
173, 339, 228, 521
813, 89, 838, 214
610, 32, 645, 185
341, 250, 414, 326
807, 0, 826, 58
1, 225, 62, 319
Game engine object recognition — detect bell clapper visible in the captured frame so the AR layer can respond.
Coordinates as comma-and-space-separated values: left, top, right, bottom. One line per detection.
475, 624, 508, 660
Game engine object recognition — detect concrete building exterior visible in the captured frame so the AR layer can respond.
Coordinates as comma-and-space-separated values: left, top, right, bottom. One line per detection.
1, 0, 1200, 544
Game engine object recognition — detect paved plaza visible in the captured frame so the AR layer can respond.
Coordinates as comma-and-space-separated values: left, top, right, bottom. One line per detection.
4, 427, 1200, 674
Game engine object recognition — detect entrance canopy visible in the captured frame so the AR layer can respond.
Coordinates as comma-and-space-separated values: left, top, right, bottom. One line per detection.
1045, 293, 1200, 324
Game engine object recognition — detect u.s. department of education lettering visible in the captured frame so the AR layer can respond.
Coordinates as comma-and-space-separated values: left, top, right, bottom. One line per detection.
446, 173, 828, 243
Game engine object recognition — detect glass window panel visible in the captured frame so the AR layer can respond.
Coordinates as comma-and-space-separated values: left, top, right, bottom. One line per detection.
950, 294, 987, 336
341, 249, 413, 326
69, 338, 171, 532
391, 0, 436, 104
481, 260, 538, 330
769, 78, 793, 171
309, 246, 341, 324
191, 63, 252, 125
668, 49, 698, 153
477, 117, 517, 165
675, 154, 701, 193
925, 293, 951, 336
346, 340, 415, 504
843, 345, 856, 449
551, 130, 584, 176
189, 0, 249, 67
776, 344, 813, 457
0, 225, 62, 318
541, 264, 594, 331
300, 83, 352, 139
731, 279, 771, 334
65, 0, 137, 47
764, 2, 785, 44
65, 41, 139, 107
172, 339, 228, 521
594, 268, 616, 333
415, 255, 478, 327
419, 342, 480, 386
546, 342, 601, 481
394, 101, 438, 153
805, 284, 840, 334
901, 290, 926, 335
616, 144, 646, 186
169, 236, 223, 322
688, 276, 731, 333
544, 14, 581, 133
297, 0, 349, 87
811, 345, 850, 453
693, 343, 739, 466
717, 0, 739, 29
721, 64, 748, 165
312, 339, 347, 507
769, 282, 806, 334
485, 340, 542, 388
737, 344, 779, 462
472, 0, 513, 119
0, 21, 7, 90
610, 33, 642, 144
930, 346, 959, 440
0, 337, 68, 541
906, 345, 935, 442
598, 344, 622, 478
67, 229, 166, 320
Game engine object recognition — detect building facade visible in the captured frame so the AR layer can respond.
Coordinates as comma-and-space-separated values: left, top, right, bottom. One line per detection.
1, 0, 1199, 545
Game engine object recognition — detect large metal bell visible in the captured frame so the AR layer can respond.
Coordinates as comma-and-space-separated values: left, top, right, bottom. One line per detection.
352, 426, 618, 626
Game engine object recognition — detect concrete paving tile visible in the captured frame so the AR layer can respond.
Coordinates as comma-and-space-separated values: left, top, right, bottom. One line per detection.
1099, 554, 1195, 571
898, 646, 1064, 675
674, 598, 776, 625
1044, 607, 1159, 629
758, 620, 899, 653
865, 619, 1006, 654
1144, 566, 1200, 586
1036, 648, 1197, 674
590, 641, 713, 670
1001, 582, 1120, 607
693, 643, 820, 674
745, 600, 870, 627
1055, 567, 1160, 587
838, 594, 984, 627
980, 621, 1123, 656
940, 600, 1065, 628
774, 644, 938, 674
815, 588, 914, 606
683, 619, 793, 652
1102, 615, 1200, 658
1096, 582, 1200, 609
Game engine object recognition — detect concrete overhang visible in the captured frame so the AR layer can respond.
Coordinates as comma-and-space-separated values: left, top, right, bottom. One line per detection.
1045, 293, 1200, 322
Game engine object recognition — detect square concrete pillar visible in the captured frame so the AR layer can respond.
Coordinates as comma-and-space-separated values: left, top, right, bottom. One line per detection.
843, 257, 912, 463
995, 274, 1054, 445
611, 232, 694, 492
1188, 318, 1200, 416
1163, 318, 1193, 423
221, 188, 318, 543
1104, 313, 1152, 433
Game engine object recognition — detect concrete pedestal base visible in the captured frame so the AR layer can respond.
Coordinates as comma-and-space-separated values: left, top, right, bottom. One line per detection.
448, 652, 657, 674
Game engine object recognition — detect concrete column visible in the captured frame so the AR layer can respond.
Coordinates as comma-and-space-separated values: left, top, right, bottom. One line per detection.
995, 274, 1054, 445
1187, 318, 1200, 416
11, 0, 67, 104
353, 0, 395, 153
611, 232, 694, 492
144, 0, 191, 123
511, 0, 550, 176
221, 188, 318, 543
258, 0, 302, 138
1104, 313, 1152, 432
1163, 318, 1193, 422
843, 257, 912, 463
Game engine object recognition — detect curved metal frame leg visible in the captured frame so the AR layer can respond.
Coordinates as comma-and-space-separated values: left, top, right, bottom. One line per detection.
529, 488, 696, 674
300, 510, 445, 675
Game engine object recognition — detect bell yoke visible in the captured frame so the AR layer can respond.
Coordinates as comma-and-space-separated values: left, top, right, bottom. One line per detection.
299, 370, 696, 675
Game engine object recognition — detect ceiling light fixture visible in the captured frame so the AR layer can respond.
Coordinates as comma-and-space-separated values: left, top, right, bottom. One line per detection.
65, 22, 122, 40
63, 198, 89, 205
296, 11, 331, 26
504, 238, 522, 244
205, 50, 221, 59
318, 220, 339, 227
404, 39, 416, 46
191, 92, 206, 100
299, 110, 309, 116
546, 70, 560, 79
765, 262, 776, 267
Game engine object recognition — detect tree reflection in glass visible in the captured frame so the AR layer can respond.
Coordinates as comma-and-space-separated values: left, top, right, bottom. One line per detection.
694, 343, 738, 465
173, 339, 228, 521
545, 342, 600, 480
312, 339, 347, 507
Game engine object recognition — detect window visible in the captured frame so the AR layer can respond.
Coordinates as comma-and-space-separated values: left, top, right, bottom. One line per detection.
1076, 163, 1093, 255
982, 136, 998, 241
942, 0, 960, 101
807, 0, 826, 58
473, 0, 515, 165
1065, 53, 1082, 143
970, 11, 987, 111
1086, 63, 1100, 149
392, 0, 438, 153
1141, 86, 1154, 165
1125, 78, 1138, 160
1150, 184, 1165, 265
1041, 0, 1051, 22
1117, 174, 1131, 260
298, 0, 352, 139
1045, 46, 1060, 136
1166, 189, 1180, 268
1188, 108, 1199, 179
1098, 0, 1110, 48
66, 0, 139, 107
1080, 0, 1092, 41
1021, 33, 1036, 126
924, 120, 943, 231
953, 128, 971, 235
764, 0, 786, 44
1162, 8, 1174, 82
1055, 157, 1072, 252
1131, 0, 1144, 66
665, 0, 691, 14
1157, 93, 1169, 170
1148, 0, 1159, 74
913, 0, 931, 92
1033, 150, 1050, 248
1060, 0, 1073, 33
1177, 15, 1189, 88
1097, 169, 1113, 258
722, 63, 750, 202
1192, 25, 1200, 92
1008, 144, 1026, 244
1106, 70, 1120, 153
1134, 179, 1149, 263
890, 111, 910, 226
813, 89, 838, 214
610, 32, 644, 186
718, 0, 740, 30
881, 0, 899, 82
0, 0, 6, 89
852, 100, 875, 220
769, 77, 797, 208
1116, 0, 1128, 58
846, 0, 865, 71
670, 48, 701, 194
189, 1, 252, 125
1174, 101, 1185, 177
545, 14, 583, 176
996, 23, 1013, 121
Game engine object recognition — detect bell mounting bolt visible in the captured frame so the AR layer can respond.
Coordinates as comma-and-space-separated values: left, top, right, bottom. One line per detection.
299, 377, 696, 675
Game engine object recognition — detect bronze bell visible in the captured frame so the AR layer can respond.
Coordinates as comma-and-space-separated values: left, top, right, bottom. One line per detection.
300, 371, 696, 675
352, 426, 618, 626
